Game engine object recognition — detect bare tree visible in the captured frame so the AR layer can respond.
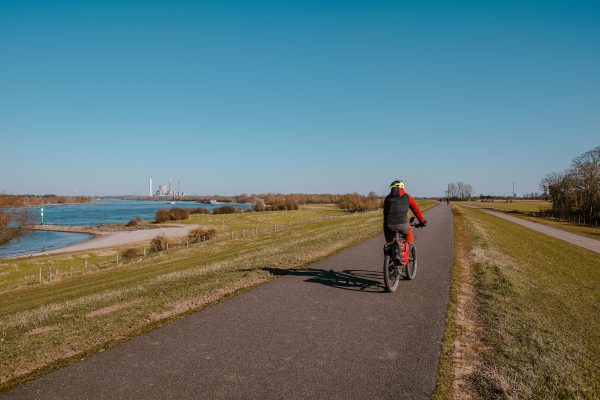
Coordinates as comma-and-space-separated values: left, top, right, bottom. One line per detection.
447, 182, 473, 200
447, 183, 458, 199
0, 208, 33, 245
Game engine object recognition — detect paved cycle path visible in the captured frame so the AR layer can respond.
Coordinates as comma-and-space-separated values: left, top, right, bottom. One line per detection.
2, 205, 454, 400
483, 210, 600, 254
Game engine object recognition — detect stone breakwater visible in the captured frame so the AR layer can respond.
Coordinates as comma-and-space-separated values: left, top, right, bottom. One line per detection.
29, 224, 161, 235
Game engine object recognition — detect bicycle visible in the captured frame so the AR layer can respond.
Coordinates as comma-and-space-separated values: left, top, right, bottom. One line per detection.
382, 217, 424, 292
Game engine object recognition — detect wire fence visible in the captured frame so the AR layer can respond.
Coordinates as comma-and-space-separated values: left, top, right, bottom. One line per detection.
27, 211, 379, 286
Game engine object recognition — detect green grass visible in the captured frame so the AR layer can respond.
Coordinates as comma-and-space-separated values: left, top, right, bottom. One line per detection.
463, 199, 551, 213
509, 214, 600, 240
464, 200, 600, 240
436, 205, 600, 399
0, 201, 436, 390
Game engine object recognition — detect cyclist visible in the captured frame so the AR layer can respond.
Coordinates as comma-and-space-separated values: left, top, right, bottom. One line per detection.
383, 180, 426, 245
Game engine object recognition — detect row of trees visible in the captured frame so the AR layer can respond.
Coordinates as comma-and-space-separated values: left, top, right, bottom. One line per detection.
447, 182, 474, 201
540, 146, 600, 219
125, 193, 343, 205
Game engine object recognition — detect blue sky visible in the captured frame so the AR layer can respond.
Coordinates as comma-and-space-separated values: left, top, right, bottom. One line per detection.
0, 0, 598, 197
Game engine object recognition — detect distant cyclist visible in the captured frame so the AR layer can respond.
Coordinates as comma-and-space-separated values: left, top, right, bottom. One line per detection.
383, 180, 426, 245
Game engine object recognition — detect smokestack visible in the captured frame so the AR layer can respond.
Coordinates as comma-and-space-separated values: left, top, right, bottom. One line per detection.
149, 179, 153, 197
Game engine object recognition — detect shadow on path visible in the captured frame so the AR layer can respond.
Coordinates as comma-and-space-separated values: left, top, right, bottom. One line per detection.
263, 267, 386, 293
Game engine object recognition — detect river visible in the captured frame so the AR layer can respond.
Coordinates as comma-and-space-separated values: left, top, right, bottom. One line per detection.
0, 199, 250, 258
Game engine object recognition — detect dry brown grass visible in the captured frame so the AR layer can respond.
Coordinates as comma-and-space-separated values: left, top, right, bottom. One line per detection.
86, 301, 140, 318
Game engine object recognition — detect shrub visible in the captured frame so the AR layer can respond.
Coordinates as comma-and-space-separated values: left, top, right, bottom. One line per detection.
155, 208, 170, 223
187, 227, 218, 243
121, 247, 140, 259
191, 207, 210, 214
212, 205, 237, 214
253, 198, 266, 212
271, 199, 299, 211
155, 208, 191, 223
337, 193, 382, 212
169, 207, 190, 221
150, 235, 171, 252
126, 216, 144, 227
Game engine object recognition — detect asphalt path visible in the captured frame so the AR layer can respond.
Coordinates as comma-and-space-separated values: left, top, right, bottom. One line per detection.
482, 210, 600, 254
2, 205, 454, 400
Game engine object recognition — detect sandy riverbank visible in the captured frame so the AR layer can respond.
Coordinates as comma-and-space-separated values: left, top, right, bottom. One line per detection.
22, 224, 201, 257
29, 224, 160, 234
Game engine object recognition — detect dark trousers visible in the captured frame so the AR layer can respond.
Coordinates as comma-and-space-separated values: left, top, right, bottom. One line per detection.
384, 223, 412, 243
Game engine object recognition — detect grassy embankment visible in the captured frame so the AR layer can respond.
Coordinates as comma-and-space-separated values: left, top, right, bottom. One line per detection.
434, 205, 599, 399
0, 201, 436, 391
464, 200, 600, 240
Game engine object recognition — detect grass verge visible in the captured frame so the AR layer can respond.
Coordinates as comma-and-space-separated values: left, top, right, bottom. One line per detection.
463, 200, 599, 240
435, 205, 599, 399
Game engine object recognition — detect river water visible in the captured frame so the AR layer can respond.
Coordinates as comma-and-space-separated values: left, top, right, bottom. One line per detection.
0, 199, 250, 258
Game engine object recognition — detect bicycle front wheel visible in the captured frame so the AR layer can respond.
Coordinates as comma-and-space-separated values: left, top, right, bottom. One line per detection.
383, 254, 400, 292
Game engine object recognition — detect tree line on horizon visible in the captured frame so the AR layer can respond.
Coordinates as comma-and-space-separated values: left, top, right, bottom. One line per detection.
127, 192, 384, 213
0, 194, 91, 207
540, 146, 600, 220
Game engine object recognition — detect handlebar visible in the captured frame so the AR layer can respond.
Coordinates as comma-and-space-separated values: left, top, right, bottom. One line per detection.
409, 216, 426, 228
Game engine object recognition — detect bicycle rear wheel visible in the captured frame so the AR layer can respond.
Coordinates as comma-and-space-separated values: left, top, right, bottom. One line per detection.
405, 244, 417, 280
383, 254, 400, 292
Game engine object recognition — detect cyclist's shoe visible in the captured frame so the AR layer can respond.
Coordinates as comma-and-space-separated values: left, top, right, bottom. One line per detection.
383, 243, 394, 256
